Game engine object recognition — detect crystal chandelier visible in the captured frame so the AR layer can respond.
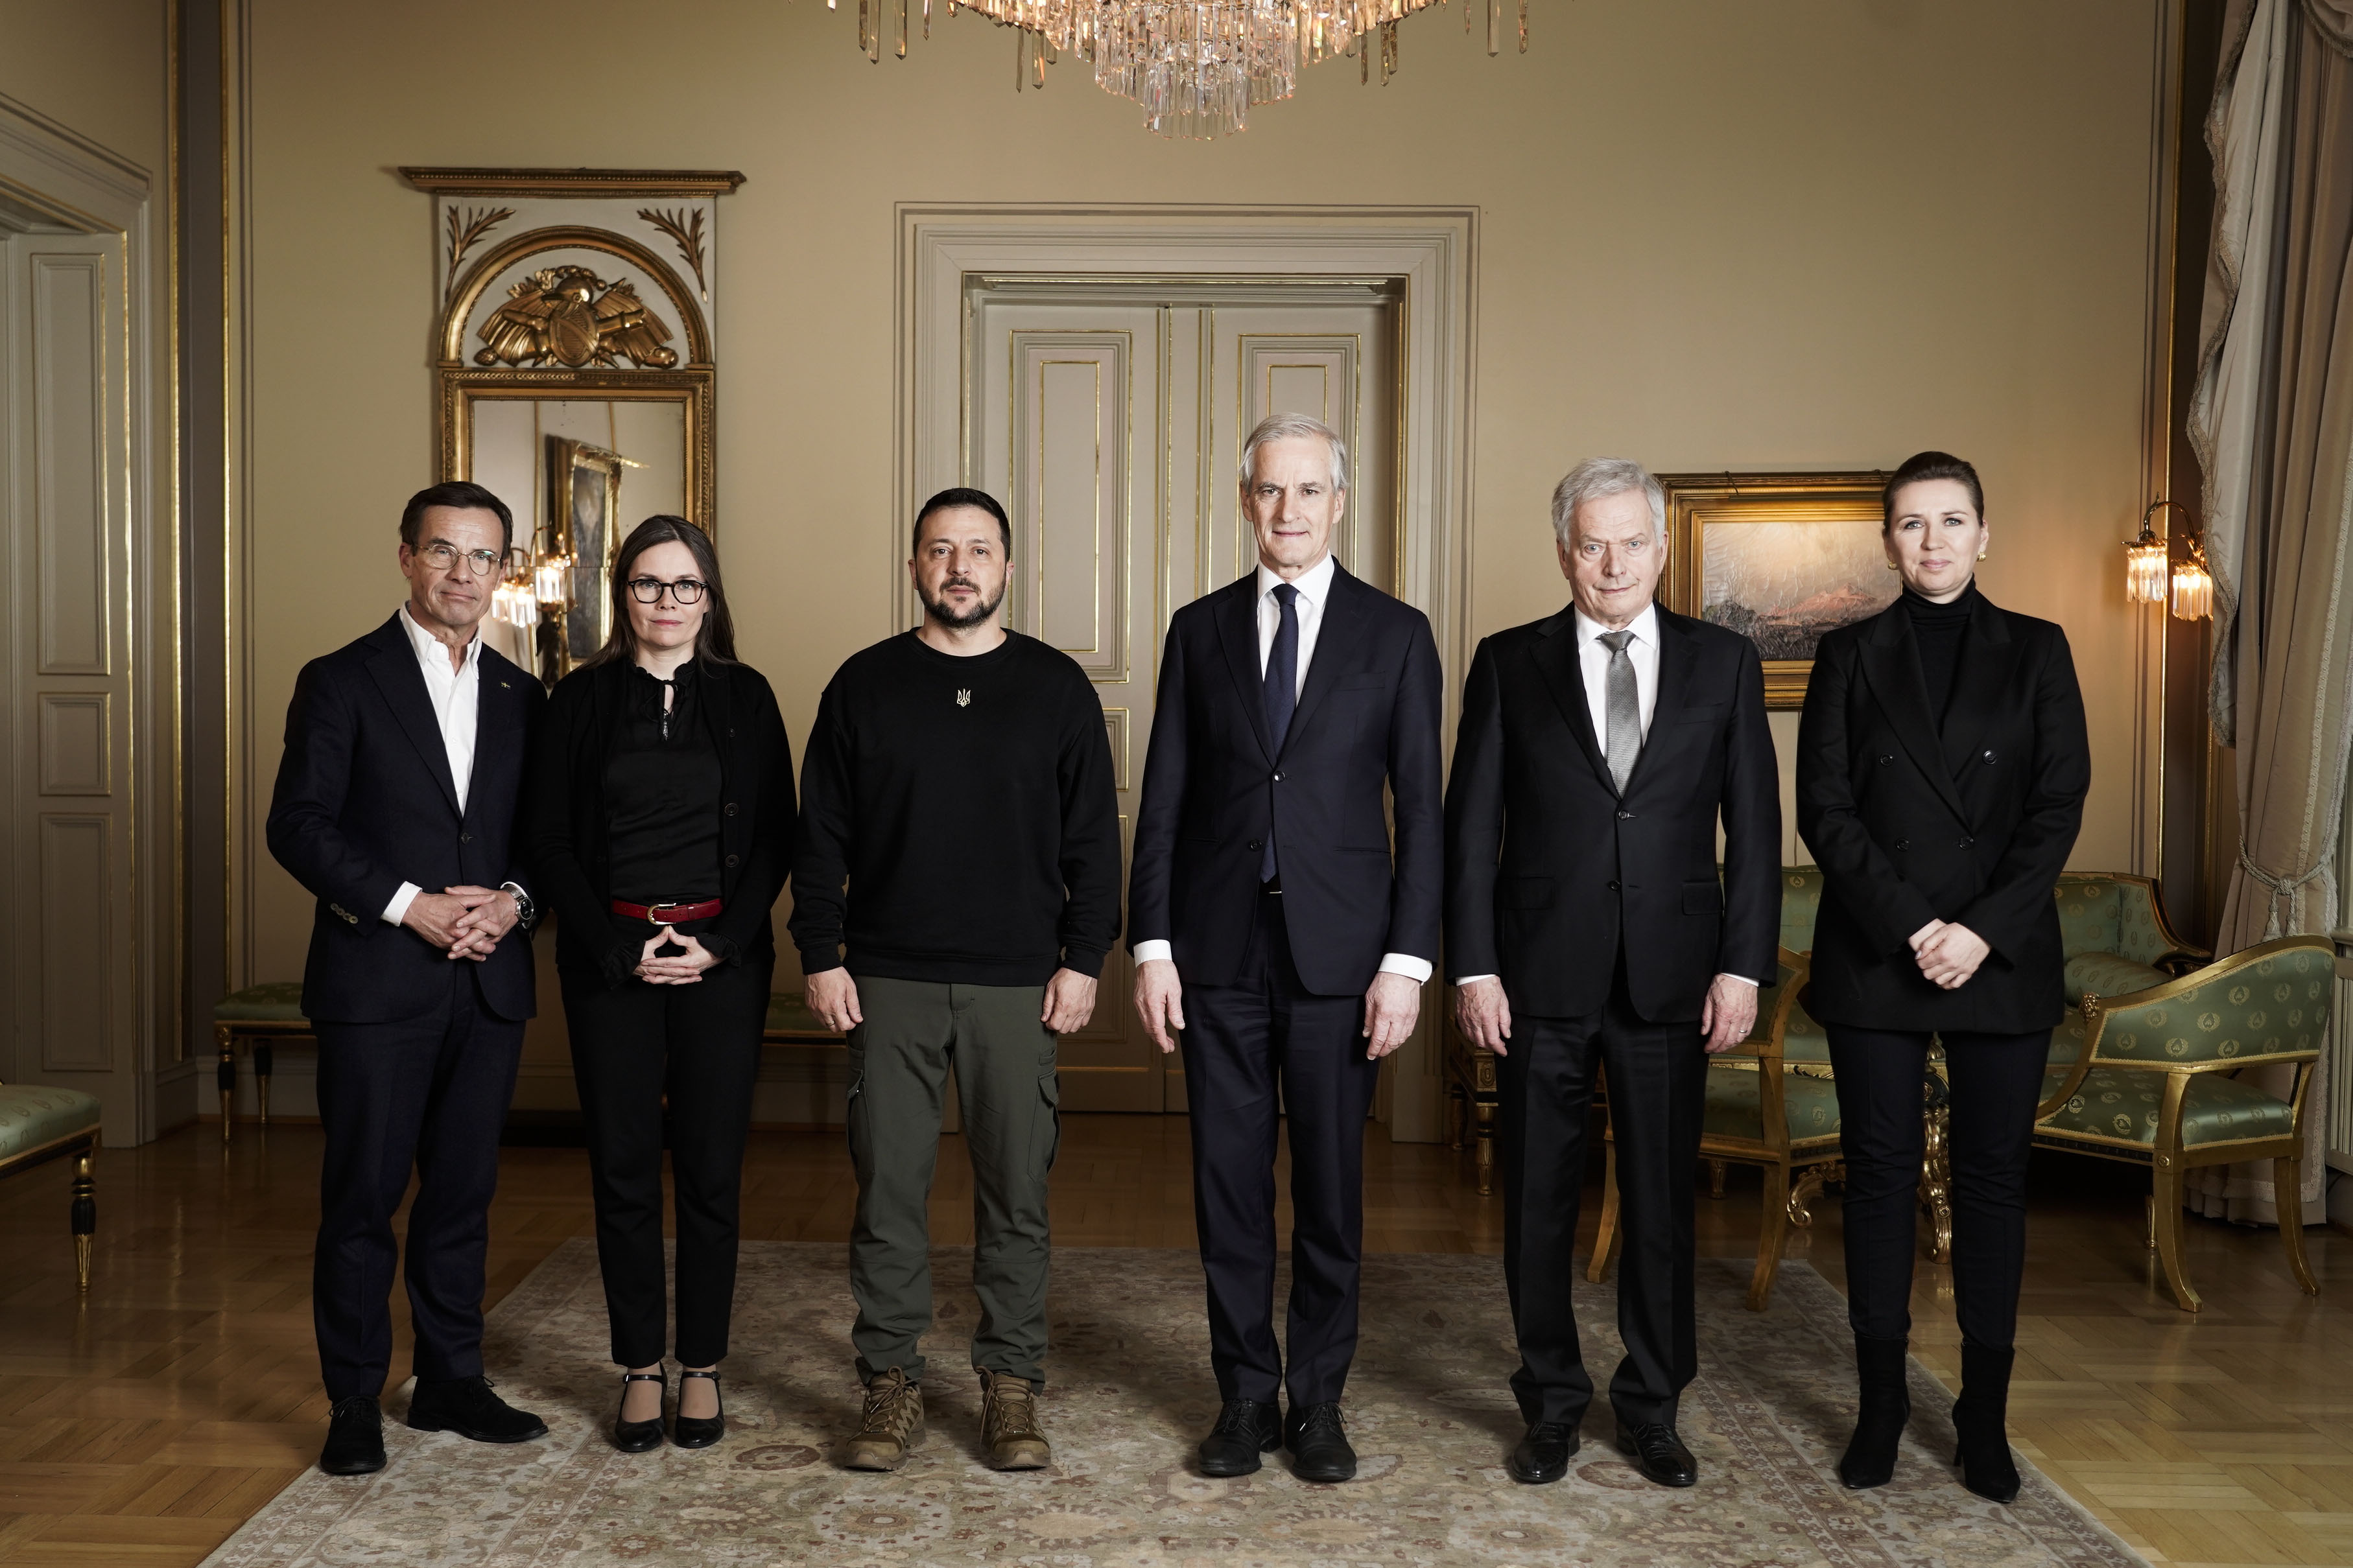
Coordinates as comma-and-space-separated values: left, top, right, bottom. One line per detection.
822, 0, 1526, 137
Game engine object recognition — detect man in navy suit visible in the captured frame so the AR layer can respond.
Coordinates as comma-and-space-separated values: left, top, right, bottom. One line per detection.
1129, 414, 1443, 1483
266, 481, 550, 1475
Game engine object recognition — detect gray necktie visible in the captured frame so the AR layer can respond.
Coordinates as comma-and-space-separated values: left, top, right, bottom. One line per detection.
1598, 629, 1640, 792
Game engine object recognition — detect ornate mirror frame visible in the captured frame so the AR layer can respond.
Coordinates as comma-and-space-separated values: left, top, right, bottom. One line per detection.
403, 167, 740, 676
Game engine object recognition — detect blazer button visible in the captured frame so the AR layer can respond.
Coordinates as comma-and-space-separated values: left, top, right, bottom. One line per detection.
1981, 749, 1998, 764
1272, 771, 1284, 782
1615, 810, 1633, 821
724, 802, 739, 816
1878, 753, 1894, 765
1247, 839, 1263, 852
726, 853, 740, 867
1959, 836, 1974, 849
1895, 838, 1910, 851
460, 832, 473, 843
1607, 879, 1621, 891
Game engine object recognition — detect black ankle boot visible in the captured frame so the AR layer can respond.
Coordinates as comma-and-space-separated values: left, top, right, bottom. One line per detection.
1838, 1333, 1911, 1488
1952, 1340, 2020, 1503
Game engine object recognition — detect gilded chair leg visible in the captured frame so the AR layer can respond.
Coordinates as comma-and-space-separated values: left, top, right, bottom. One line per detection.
2274, 1157, 2319, 1296
2145, 1193, 2157, 1251
255, 1041, 274, 1126
1705, 1158, 1727, 1200
1471, 1099, 1496, 1197
217, 1036, 237, 1143
71, 1150, 95, 1293
1586, 1144, 1620, 1283
1917, 1101, 1953, 1264
1749, 1162, 1792, 1311
1788, 1160, 1839, 1228
2151, 1164, 2200, 1313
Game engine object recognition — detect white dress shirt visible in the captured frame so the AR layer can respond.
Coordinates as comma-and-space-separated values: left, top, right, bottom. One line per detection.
1454, 600, 1753, 989
1134, 552, 1432, 986
381, 605, 483, 927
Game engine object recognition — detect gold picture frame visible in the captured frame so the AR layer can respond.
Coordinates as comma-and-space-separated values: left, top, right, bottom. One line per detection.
550, 438, 627, 669
1660, 471, 1896, 709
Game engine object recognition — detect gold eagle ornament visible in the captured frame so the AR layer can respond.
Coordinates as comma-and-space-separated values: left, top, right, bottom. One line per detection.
475, 266, 679, 369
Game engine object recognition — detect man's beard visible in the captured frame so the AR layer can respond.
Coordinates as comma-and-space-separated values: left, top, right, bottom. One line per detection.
921, 576, 1006, 629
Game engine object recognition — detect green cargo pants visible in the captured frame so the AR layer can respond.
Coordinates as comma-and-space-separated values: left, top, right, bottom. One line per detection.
845, 976, 1060, 1390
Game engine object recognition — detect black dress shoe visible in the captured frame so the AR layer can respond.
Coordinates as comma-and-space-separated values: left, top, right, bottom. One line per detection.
672, 1369, 726, 1450
405, 1375, 550, 1444
1507, 1420, 1580, 1484
1197, 1398, 1282, 1477
1615, 1421, 1697, 1487
611, 1371, 666, 1453
320, 1394, 386, 1475
1286, 1402, 1358, 1484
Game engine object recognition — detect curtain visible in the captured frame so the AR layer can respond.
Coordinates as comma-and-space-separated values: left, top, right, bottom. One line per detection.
2186, 0, 2353, 1226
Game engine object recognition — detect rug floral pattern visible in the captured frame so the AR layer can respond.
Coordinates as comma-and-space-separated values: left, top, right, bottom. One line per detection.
204, 1241, 2143, 1567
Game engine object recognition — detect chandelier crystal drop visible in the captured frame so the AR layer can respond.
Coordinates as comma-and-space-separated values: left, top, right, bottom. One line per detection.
822, 0, 1526, 138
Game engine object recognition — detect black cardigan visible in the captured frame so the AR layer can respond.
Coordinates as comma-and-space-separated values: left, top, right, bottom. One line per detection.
1795, 590, 2090, 1033
522, 656, 796, 985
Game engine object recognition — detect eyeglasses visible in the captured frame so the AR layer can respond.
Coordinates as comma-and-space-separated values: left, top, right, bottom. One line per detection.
416, 541, 506, 576
627, 576, 708, 604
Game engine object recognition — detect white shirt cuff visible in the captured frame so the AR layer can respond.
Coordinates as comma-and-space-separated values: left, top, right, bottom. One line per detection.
1452, 974, 1498, 986
383, 882, 423, 926
1719, 972, 1760, 987
1132, 939, 1173, 965
1377, 954, 1433, 984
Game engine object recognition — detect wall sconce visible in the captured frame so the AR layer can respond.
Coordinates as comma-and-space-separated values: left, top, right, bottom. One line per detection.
2125, 498, 2193, 605
2170, 533, 2214, 620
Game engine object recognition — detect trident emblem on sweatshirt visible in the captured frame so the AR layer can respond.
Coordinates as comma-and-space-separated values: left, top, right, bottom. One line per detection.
956, 688, 971, 707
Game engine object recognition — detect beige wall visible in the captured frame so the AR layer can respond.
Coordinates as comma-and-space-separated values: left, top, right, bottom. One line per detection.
235, 1, 2160, 1036
0, 1, 166, 163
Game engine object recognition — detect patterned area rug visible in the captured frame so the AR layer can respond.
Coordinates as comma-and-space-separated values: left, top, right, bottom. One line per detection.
204, 1241, 2143, 1567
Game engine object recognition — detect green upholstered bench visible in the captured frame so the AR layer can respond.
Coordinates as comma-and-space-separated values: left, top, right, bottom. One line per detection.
764, 992, 844, 1044
211, 983, 314, 1143
0, 1081, 102, 1291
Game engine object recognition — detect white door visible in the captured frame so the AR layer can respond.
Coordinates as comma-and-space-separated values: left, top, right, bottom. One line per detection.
968, 283, 1400, 1112
0, 222, 143, 1135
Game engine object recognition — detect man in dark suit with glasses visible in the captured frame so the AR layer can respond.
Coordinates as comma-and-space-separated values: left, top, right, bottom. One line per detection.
266, 481, 549, 1475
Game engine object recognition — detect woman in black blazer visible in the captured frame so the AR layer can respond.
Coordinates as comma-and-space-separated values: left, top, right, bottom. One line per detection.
1796, 452, 2088, 1504
523, 515, 794, 1453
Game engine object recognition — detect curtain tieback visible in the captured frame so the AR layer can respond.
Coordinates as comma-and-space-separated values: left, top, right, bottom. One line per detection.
2235, 843, 2330, 940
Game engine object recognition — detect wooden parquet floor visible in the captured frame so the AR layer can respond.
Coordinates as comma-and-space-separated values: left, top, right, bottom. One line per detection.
0, 1117, 2343, 1567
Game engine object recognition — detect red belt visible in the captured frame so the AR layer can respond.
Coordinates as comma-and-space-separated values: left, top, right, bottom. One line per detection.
611, 898, 723, 924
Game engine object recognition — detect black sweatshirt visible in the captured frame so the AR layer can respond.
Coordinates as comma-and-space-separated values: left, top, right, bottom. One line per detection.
788, 629, 1122, 985
1902, 583, 1976, 727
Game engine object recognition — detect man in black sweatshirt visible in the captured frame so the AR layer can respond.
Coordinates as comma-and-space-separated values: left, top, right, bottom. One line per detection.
791, 487, 1120, 1475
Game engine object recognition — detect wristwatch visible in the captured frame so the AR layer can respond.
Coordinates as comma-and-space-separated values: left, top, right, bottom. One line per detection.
499, 882, 536, 930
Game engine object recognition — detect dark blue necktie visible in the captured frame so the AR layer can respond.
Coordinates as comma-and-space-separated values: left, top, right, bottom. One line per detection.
1262, 581, 1299, 882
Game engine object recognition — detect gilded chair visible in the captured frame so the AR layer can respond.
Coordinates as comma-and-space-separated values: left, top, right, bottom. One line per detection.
0, 1081, 101, 1291
211, 981, 314, 1142
2033, 935, 2330, 1312
1589, 948, 1844, 1310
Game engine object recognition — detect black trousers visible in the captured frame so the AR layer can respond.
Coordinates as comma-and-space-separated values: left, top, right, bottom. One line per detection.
1825, 1025, 2046, 1348
562, 944, 772, 1368
1496, 953, 1706, 1429
1180, 889, 1382, 1407
313, 966, 525, 1403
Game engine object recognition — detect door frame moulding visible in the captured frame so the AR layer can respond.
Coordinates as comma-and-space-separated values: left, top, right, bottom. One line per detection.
897, 203, 1478, 686
0, 89, 174, 1144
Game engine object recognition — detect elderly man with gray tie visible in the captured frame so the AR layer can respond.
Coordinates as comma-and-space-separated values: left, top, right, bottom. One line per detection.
1443, 458, 1780, 1490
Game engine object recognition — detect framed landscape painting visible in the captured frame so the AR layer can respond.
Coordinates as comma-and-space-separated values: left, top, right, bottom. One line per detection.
1660, 471, 1897, 708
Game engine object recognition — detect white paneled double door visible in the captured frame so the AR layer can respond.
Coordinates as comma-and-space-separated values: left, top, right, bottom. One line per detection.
965, 283, 1399, 1112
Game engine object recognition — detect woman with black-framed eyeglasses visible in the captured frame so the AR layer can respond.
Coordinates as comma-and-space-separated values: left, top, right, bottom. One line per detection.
521, 514, 794, 1453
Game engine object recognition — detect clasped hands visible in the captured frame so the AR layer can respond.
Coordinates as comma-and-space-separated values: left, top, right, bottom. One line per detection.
401, 885, 519, 961
1908, 919, 1989, 990
1453, 972, 1758, 1057
1133, 959, 1422, 1061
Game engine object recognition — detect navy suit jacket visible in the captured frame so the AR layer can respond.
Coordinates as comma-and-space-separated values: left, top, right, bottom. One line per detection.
1443, 603, 1780, 1022
1127, 564, 1444, 996
266, 613, 543, 1024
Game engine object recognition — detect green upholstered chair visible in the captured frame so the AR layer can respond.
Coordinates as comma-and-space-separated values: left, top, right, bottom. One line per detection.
1590, 948, 1842, 1310
0, 1081, 102, 1291
2033, 935, 2330, 1312
211, 982, 313, 1143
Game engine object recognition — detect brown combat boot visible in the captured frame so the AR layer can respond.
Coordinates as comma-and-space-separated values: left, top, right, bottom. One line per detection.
843, 1367, 925, 1471
978, 1370, 1050, 1471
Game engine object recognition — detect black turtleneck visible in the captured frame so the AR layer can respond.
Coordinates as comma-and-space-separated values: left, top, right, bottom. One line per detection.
1904, 582, 1977, 725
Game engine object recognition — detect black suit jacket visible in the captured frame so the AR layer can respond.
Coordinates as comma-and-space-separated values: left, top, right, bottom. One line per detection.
265, 613, 543, 1024
1795, 592, 2089, 1033
1444, 604, 1780, 1022
521, 656, 795, 987
1128, 565, 1444, 996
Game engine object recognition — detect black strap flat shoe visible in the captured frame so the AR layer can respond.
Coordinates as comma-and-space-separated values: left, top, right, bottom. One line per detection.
611, 1371, 666, 1453
1197, 1398, 1282, 1477
1615, 1421, 1698, 1487
672, 1369, 726, 1450
1508, 1420, 1580, 1484
320, 1394, 386, 1475
1286, 1401, 1358, 1484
